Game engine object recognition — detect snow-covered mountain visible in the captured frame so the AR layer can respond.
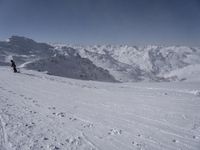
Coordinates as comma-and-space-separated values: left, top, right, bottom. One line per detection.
0, 36, 117, 82
0, 36, 54, 66
1, 36, 200, 82
55, 44, 200, 82
26, 52, 116, 82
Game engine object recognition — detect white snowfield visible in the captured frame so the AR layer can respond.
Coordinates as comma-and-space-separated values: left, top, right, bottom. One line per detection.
0, 67, 200, 150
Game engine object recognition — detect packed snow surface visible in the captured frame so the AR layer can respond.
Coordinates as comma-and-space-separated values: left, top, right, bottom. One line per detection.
0, 67, 200, 150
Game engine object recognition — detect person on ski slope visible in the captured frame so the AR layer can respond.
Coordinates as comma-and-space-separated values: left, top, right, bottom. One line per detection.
11, 60, 18, 73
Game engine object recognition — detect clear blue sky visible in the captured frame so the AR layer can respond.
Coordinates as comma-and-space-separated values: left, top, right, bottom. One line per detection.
0, 0, 200, 45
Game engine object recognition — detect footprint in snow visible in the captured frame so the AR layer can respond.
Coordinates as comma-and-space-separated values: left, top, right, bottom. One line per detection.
52, 112, 66, 118
81, 123, 94, 128
48, 106, 56, 110
43, 137, 49, 141
32, 100, 37, 103
18, 94, 30, 100
137, 134, 142, 137
6, 104, 13, 107
35, 104, 40, 107
20, 94, 25, 97
7, 90, 16, 94
172, 139, 178, 143
65, 136, 82, 146
56, 112, 66, 118
108, 128, 122, 135
24, 122, 35, 128
24, 97, 29, 100
47, 145, 60, 150
69, 117, 77, 121
132, 141, 145, 149
192, 135, 199, 140
29, 110, 37, 114
32, 100, 40, 106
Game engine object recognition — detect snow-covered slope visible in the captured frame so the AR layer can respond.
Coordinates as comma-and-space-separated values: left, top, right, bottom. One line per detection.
26, 53, 117, 82
0, 36, 116, 82
0, 66, 200, 150
164, 64, 200, 82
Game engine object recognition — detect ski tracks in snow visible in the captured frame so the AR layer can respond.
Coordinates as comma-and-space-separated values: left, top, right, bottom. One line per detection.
0, 84, 99, 150
0, 116, 7, 150
0, 68, 200, 150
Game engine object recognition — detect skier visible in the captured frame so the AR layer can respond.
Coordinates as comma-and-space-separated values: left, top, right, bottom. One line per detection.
10, 60, 18, 73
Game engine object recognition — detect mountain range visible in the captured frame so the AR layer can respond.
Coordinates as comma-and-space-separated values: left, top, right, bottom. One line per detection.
1, 36, 200, 82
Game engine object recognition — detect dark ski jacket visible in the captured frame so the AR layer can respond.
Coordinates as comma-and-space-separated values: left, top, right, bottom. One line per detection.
11, 60, 16, 68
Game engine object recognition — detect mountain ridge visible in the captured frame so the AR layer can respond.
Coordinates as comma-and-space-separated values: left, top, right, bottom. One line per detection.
1, 36, 200, 82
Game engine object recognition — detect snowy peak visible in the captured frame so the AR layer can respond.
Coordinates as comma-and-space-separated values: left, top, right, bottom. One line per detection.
7, 36, 54, 55
1, 36, 200, 82
66, 44, 200, 82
